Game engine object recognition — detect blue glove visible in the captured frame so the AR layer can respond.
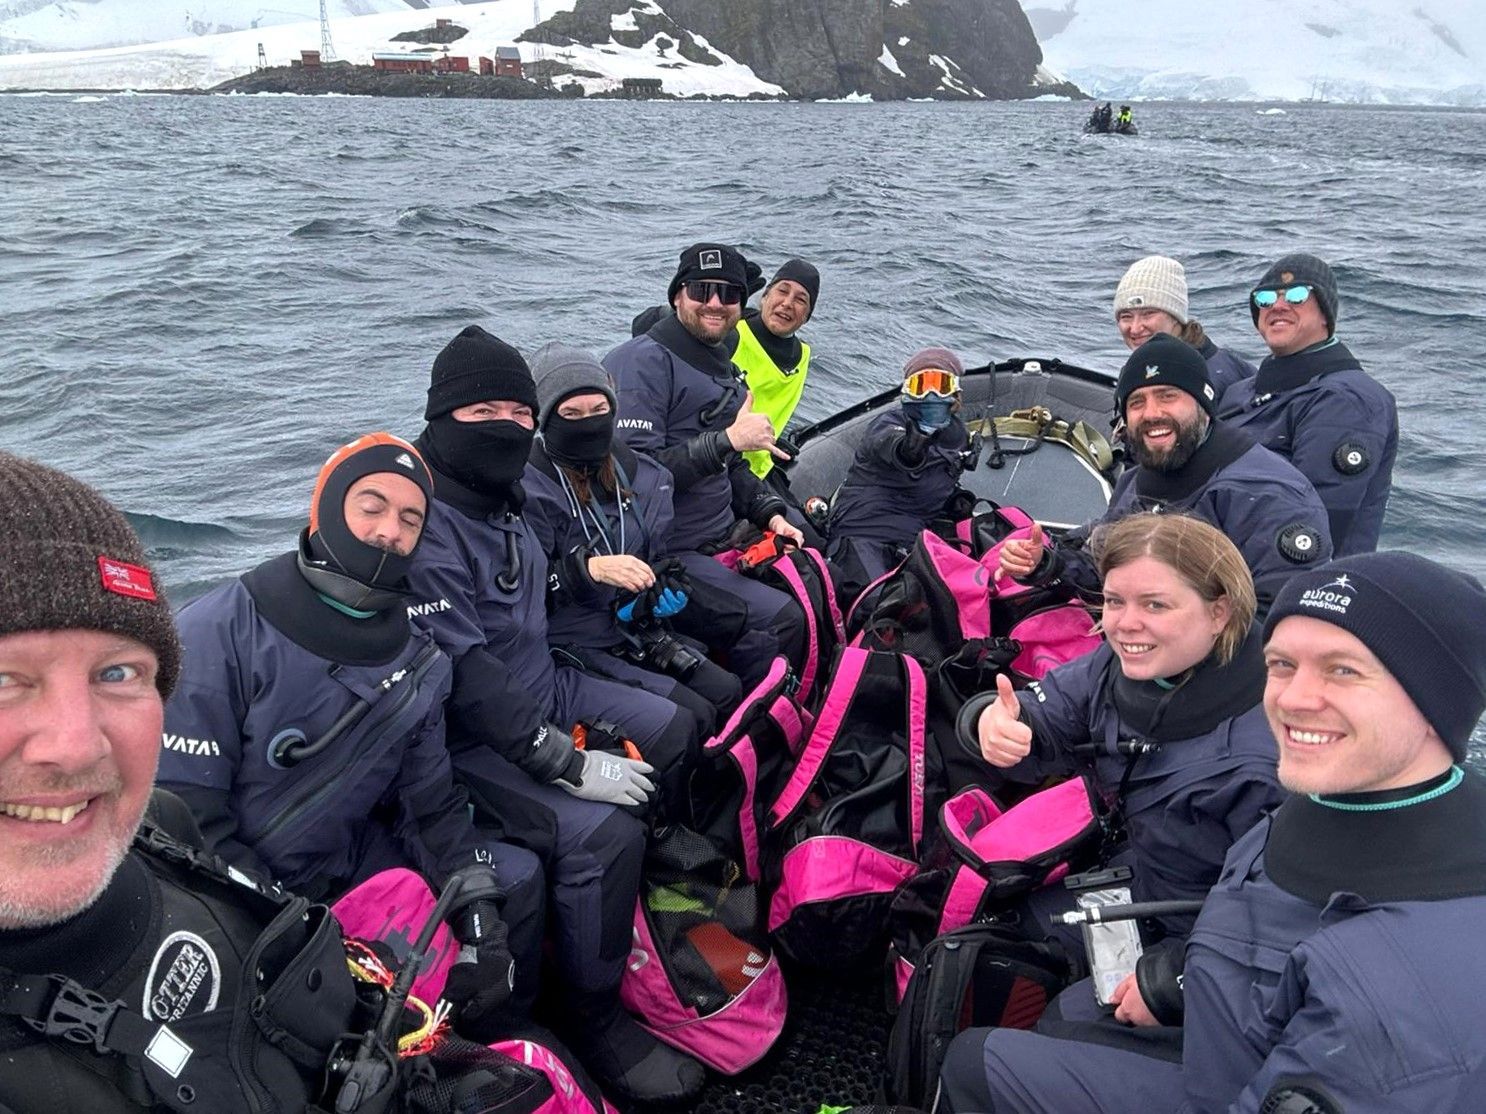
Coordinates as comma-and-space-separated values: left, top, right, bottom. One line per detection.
653, 587, 689, 617
617, 598, 639, 622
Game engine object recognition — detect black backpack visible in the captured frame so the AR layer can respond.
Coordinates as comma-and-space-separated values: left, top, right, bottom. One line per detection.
884, 919, 1068, 1109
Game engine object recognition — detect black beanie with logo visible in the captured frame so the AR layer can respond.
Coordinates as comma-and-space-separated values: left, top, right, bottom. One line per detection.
425, 325, 538, 420
1264, 551, 1486, 761
666, 243, 750, 304
1115, 334, 1218, 418
0, 453, 180, 697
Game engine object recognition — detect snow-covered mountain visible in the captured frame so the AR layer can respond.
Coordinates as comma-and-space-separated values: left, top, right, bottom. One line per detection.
0, 0, 783, 95
1020, 0, 1485, 105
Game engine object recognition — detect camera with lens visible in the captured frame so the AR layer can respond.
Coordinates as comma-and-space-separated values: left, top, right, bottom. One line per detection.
621, 620, 703, 682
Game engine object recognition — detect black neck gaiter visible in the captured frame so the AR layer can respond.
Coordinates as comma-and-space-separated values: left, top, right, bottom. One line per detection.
420, 415, 534, 493
543, 413, 615, 470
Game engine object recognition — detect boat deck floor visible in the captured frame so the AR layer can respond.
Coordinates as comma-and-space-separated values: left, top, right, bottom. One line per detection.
633, 962, 892, 1114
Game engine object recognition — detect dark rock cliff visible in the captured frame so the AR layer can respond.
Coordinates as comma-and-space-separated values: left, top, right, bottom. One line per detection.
523, 0, 1077, 100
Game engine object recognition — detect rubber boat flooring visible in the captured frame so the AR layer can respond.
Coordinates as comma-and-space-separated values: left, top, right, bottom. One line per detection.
633, 960, 892, 1114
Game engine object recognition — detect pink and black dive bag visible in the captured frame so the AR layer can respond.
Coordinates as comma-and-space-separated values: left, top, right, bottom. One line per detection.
691, 655, 813, 883
331, 868, 614, 1114
765, 647, 928, 969
735, 544, 846, 707
620, 825, 787, 1074
886, 779, 1102, 1002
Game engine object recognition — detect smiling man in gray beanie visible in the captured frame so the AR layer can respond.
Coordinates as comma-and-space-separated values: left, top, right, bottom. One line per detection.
940, 549, 1486, 1114
1217, 251, 1398, 557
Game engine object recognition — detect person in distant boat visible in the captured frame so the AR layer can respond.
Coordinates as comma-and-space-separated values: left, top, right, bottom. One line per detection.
158, 433, 542, 1015
1218, 252, 1397, 556
941, 550, 1486, 1114
827, 347, 971, 603
730, 258, 821, 479
961, 512, 1283, 979
1113, 255, 1256, 397
998, 333, 1332, 613
522, 341, 742, 742
603, 242, 807, 690
1115, 104, 1134, 132
402, 326, 704, 1104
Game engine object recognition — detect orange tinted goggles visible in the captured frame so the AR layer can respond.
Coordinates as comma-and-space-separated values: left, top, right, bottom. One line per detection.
903, 368, 961, 399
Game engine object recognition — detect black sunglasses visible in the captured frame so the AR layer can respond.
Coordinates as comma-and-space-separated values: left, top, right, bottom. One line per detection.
683, 280, 743, 306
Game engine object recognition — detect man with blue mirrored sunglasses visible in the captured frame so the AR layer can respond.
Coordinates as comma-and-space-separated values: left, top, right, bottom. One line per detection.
1217, 252, 1398, 557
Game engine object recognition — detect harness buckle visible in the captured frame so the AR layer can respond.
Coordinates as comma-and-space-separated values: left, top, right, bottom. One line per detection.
28, 976, 121, 1052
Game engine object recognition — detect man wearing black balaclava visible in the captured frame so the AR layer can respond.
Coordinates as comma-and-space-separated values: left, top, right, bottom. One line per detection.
160, 431, 542, 1041
404, 325, 706, 1105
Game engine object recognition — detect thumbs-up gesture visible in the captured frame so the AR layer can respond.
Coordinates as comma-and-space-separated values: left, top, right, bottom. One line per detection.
726, 391, 788, 459
995, 522, 1046, 584
977, 673, 1033, 768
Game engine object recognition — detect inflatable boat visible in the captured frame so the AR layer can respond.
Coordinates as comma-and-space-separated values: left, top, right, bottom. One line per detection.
782, 356, 1121, 532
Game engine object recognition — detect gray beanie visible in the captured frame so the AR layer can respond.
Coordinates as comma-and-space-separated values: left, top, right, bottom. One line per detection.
530, 342, 617, 429
1114, 256, 1189, 325
0, 453, 180, 697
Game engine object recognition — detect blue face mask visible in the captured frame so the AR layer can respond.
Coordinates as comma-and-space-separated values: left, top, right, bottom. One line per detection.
904, 398, 954, 434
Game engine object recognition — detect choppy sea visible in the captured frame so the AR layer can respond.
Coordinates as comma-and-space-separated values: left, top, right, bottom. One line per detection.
2, 96, 1484, 682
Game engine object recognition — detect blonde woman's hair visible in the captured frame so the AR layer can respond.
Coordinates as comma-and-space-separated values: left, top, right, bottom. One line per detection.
1092, 512, 1255, 665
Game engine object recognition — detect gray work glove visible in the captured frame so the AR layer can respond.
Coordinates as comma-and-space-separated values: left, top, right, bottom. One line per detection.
557, 748, 655, 809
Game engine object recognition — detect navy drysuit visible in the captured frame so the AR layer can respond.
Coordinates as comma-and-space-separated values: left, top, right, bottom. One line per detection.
603, 315, 806, 687
828, 407, 970, 599
1196, 336, 1256, 398
158, 551, 547, 1006
1218, 338, 1397, 556
403, 462, 698, 1000
957, 632, 1281, 971
1025, 422, 1332, 612
523, 439, 741, 741
939, 770, 1486, 1113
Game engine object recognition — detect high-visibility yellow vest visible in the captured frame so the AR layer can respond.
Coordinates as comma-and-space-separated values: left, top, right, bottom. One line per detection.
733, 318, 811, 478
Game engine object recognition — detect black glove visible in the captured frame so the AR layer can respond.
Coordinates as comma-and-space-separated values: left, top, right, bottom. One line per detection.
743, 256, 766, 297
442, 871, 516, 1043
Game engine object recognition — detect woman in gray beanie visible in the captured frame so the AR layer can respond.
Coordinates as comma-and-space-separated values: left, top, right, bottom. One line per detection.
522, 343, 742, 751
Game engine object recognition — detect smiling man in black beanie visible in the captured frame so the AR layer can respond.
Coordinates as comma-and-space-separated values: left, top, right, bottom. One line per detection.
603, 245, 808, 691
730, 257, 821, 478
940, 546, 1486, 1114
1218, 252, 1398, 557
998, 333, 1333, 612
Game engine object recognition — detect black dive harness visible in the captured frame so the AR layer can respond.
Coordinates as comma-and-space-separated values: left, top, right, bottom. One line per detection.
0, 824, 395, 1114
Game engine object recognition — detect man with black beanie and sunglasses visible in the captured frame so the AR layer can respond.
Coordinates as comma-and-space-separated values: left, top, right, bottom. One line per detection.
1217, 252, 1398, 556
404, 325, 705, 1105
603, 243, 807, 690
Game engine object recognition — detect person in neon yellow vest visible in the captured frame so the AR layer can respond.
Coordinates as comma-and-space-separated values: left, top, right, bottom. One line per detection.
728, 259, 820, 478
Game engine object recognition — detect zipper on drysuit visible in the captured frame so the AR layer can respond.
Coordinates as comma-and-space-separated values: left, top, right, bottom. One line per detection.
253, 643, 443, 853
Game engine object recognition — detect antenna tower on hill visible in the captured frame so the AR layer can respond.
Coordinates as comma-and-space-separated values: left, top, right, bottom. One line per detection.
531, 0, 545, 69
319, 0, 337, 62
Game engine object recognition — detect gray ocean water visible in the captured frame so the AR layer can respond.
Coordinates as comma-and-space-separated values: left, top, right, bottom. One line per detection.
2, 95, 1484, 594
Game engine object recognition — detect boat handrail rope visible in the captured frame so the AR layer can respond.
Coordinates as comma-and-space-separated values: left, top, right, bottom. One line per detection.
966, 407, 1116, 478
